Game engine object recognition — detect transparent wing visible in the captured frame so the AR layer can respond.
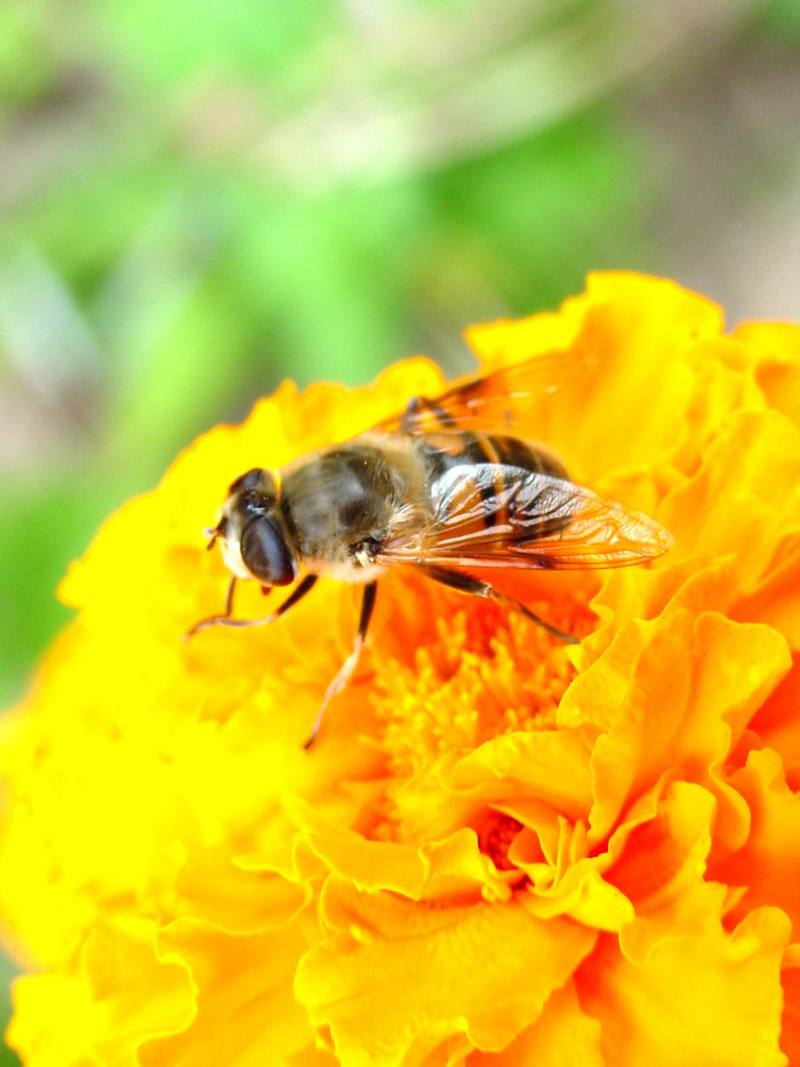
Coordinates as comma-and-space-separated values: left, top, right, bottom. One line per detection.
378, 463, 673, 571
372, 345, 594, 438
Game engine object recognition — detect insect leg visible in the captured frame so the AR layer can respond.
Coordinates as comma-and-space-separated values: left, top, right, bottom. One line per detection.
183, 575, 238, 637
303, 581, 378, 750
420, 565, 577, 644
185, 574, 318, 638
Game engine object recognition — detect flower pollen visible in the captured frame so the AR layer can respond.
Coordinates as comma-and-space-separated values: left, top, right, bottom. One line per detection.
373, 603, 577, 782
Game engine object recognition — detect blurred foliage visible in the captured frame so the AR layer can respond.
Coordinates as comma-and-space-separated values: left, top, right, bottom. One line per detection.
2, 0, 800, 1060
760, 0, 800, 34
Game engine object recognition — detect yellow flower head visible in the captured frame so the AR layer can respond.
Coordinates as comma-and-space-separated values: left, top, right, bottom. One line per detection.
2, 273, 800, 1065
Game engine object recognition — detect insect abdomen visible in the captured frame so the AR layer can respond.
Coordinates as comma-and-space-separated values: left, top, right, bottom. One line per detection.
480, 435, 567, 480
420, 433, 566, 479
420, 432, 571, 537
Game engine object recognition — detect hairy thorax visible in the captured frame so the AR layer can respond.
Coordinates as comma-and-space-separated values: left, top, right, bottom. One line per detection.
278, 435, 427, 579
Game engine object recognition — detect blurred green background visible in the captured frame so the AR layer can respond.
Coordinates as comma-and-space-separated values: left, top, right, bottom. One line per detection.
2, 0, 800, 1061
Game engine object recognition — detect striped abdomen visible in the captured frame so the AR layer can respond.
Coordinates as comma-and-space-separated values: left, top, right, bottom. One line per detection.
417, 431, 571, 537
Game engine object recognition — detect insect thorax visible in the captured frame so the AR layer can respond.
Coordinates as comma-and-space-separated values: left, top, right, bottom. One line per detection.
279, 438, 425, 570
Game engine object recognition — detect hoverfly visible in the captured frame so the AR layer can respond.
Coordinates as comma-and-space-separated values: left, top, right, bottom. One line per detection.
187, 348, 672, 746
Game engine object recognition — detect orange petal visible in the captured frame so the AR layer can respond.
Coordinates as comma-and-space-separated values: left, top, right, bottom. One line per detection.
295, 877, 596, 1065
576, 906, 791, 1067
450, 727, 596, 820
749, 656, 800, 775
468, 980, 603, 1066
606, 782, 729, 963
710, 748, 800, 941
143, 910, 319, 1067
562, 609, 790, 845
659, 409, 800, 584
590, 405, 800, 661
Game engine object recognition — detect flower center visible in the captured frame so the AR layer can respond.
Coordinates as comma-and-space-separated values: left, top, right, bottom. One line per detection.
478, 812, 524, 871
373, 601, 579, 779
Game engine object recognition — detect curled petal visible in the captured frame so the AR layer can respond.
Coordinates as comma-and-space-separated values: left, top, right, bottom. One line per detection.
284, 795, 514, 902
450, 728, 596, 820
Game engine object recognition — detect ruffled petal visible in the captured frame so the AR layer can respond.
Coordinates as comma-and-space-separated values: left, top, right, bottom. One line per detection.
710, 749, 800, 939
450, 727, 595, 820
561, 609, 789, 844
142, 911, 319, 1067
7, 918, 195, 1067
295, 877, 596, 1066
282, 795, 514, 902
749, 657, 800, 775
606, 782, 726, 963
468, 980, 603, 1066
576, 907, 791, 1067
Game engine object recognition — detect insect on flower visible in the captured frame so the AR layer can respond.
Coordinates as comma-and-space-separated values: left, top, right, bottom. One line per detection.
187, 348, 673, 746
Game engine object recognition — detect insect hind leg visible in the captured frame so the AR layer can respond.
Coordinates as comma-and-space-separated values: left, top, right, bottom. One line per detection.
419, 565, 577, 645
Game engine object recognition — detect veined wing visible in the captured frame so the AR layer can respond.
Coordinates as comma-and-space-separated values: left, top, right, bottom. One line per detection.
378, 462, 672, 571
373, 345, 595, 438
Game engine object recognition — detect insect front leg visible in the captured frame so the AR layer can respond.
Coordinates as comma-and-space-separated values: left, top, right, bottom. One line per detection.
183, 576, 239, 637
303, 580, 378, 750
419, 565, 577, 644
185, 574, 318, 638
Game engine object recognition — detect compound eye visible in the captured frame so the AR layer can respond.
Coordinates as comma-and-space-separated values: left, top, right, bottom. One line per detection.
240, 517, 295, 586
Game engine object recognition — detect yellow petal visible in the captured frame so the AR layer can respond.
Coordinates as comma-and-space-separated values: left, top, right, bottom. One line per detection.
735, 321, 800, 427
284, 794, 513, 902
781, 943, 800, 1066
8, 918, 194, 1067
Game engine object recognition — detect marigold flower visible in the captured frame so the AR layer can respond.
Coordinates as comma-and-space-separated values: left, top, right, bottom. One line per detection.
2, 272, 800, 1065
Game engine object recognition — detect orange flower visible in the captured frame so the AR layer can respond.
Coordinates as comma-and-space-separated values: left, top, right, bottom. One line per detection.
2, 272, 800, 1065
